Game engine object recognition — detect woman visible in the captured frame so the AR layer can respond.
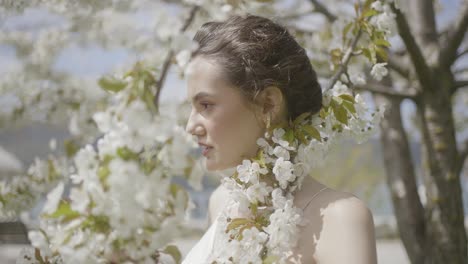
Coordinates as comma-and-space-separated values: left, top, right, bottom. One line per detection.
183, 14, 377, 264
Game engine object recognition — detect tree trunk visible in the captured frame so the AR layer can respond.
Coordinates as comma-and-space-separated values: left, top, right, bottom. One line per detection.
394, 0, 467, 262
416, 69, 467, 264
373, 91, 426, 264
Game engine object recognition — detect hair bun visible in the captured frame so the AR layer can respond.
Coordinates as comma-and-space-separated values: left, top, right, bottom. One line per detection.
193, 14, 322, 120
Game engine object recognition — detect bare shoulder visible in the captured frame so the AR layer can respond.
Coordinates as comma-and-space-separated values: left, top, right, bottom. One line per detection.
321, 189, 373, 223
297, 188, 377, 264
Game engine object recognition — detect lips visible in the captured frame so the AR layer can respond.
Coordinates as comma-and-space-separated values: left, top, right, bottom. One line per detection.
198, 142, 213, 156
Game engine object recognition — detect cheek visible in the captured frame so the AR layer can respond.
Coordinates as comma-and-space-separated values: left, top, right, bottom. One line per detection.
210, 108, 263, 158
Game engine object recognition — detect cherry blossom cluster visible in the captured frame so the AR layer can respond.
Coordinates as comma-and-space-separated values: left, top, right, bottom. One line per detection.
16, 64, 204, 264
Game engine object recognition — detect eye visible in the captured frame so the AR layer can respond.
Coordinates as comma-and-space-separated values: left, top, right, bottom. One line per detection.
200, 102, 213, 110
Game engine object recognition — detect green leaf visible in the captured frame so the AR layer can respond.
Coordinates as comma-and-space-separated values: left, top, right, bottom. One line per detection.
98, 76, 127, 93
332, 103, 349, 125
342, 100, 357, 114
82, 215, 110, 233
295, 130, 308, 144
361, 47, 373, 63
319, 108, 328, 119
330, 48, 343, 66
98, 165, 110, 184
142, 160, 157, 174
374, 38, 391, 48
263, 255, 279, 264
116, 147, 139, 161
302, 125, 322, 142
362, 9, 379, 18
283, 129, 295, 143
64, 139, 79, 158
338, 94, 355, 103
227, 218, 250, 231
170, 184, 181, 198
257, 150, 266, 167
143, 88, 158, 113
368, 45, 377, 64
250, 202, 258, 215
45, 200, 80, 222
375, 46, 388, 61
364, 0, 374, 9
163, 245, 182, 264
293, 112, 311, 126
361, 20, 373, 35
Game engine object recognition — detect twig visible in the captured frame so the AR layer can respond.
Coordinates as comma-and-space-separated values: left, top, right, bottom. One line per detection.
154, 50, 174, 108
153, 6, 199, 107
456, 47, 468, 59
325, 30, 362, 93
453, 80, 468, 90
309, 0, 337, 22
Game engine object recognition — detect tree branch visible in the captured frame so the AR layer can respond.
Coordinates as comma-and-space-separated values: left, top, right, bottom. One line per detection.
390, 3, 432, 89
439, 1, 468, 67
387, 54, 411, 79
154, 6, 199, 108
280, 10, 314, 21
309, 0, 337, 22
453, 67, 468, 75
154, 50, 174, 109
453, 80, 468, 90
457, 47, 468, 59
355, 83, 418, 99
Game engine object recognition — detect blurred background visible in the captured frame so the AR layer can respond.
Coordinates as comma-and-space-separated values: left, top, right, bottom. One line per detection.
1, 0, 467, 263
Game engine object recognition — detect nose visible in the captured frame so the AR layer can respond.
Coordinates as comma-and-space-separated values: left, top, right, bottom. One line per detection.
185, 111, 205, 136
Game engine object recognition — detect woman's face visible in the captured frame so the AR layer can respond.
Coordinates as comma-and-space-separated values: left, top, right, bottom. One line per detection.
185, 57, 265, 171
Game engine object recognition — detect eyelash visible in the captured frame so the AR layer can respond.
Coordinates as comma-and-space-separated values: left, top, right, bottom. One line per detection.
200, 102, 212, 110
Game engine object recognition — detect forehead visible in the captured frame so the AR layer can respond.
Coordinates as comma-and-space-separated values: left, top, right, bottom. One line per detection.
186, 57, 236, 100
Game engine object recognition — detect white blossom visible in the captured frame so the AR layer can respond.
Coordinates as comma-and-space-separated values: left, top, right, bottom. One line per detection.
371, 1, 384, 12
237, 160, 267, 184
272, 157, 296, 189
370, 62, 388, 81
245, 182, 272, 203
42, 182, 64, 215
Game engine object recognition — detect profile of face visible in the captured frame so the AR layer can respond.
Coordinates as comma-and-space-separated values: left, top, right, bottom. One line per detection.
185, 57, 266, 171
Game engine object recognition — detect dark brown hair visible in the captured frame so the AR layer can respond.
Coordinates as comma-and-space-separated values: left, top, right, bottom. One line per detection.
192, 14, 322, 120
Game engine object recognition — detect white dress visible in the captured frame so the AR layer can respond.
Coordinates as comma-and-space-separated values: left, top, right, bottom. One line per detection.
181, 214, 220, 264
181, 186, 328, 264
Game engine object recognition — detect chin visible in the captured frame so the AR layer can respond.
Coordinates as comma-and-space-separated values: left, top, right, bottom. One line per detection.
204, 159, 219, 172
204, 159, 234, 172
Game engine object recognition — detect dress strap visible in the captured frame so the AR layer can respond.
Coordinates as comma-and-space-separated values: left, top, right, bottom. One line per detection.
302, 187, 328, 210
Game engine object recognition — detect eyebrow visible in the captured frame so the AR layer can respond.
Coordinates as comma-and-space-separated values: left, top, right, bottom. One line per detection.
191, 92, 213, 103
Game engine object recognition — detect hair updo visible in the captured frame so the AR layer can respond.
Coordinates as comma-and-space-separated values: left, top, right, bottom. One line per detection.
192, 14, 322, 121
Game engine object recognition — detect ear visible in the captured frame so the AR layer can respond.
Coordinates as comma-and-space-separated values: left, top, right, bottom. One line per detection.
257, 86, 285, 120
